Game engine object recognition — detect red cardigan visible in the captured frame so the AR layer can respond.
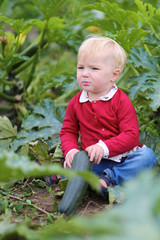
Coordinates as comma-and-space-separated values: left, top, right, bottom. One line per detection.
60, 89, 141, 158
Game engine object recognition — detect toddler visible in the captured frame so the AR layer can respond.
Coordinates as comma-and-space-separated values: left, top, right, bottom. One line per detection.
47, 36, 156, 197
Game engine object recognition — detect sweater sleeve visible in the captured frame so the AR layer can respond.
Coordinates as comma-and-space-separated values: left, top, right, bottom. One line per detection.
60, 98, 80, 157
103, 95, 141, 157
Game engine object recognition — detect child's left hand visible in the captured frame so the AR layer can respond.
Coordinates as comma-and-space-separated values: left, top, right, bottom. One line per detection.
85, 144, 104, 164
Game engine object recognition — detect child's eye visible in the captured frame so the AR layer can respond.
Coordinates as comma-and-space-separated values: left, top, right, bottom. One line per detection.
77, 66, 84, 69
92, 67, 99, 70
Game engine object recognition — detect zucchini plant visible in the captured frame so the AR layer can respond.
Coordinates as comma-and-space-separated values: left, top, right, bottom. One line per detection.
0, 1, 159, 239
0, 0, 76, 123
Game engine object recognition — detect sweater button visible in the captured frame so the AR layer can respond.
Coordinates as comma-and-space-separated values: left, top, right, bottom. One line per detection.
102, 128, 105, 131
93, 101, 96, 103
94, 116, 96, 119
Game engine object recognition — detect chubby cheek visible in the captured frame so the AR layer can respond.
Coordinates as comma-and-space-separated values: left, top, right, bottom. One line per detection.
77, 74, 82, 87
77, 70, 82, 80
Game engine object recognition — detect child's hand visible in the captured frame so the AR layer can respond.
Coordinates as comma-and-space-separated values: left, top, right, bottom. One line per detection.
85, 144, 104, 164
64, 149, 79, 169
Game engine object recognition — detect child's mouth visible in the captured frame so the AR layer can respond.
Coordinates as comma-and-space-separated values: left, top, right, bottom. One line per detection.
82, 81, 91, 86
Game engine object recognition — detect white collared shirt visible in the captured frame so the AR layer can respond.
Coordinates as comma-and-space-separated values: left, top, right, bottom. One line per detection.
79, 84, 118, 103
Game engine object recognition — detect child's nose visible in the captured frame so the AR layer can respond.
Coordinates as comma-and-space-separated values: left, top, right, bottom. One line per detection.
82, 68, 89, 77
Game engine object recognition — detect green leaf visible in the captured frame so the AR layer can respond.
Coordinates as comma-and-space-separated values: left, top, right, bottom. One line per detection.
128, 47, 158, 72
139, 132, 160, 164
56, 191, 64, 197
41, 74, 78, 95
135, 0, 157, 25
108, 185, 125, 204
31, 0, 67, 19
59, 179, 68, 191
5, 54, 30, 71
12, 98, 62, 151
129, 72, 160, 110
0, 116, 17, 140
12, 128, 60, 152
29, 139, 53, 165
30, 19, 46, 32
46, 17, 65, 42
0, 149, 99, 192
15, 203, 23, 212
3, 32, 17, 57
0, 16, 32, 34
143, 33, 160, 47
52, 143, 64, 161
26, 200, 31, 205
40, 74, 67, 94
128, 47, 160, 109
45, 137, 61, 151
85, 1, 136, 28
116, 29, 149, 51
23, 98, 62, 130
0, 139, 12, 151
0, 199, 8, 213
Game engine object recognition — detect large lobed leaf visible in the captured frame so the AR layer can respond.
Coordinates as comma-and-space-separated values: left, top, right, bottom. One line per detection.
0, 116, 17, 140
0, 150, 64, 183
128, 47, 160, 110
115, 29, 149, 51
31, 0, 67, 20
0, 116, 16, 151
12, 98, 62, 151
135, 0, 158, 26
85, 0, 159, 32
29, 140, 64, 166
85, 0, 138, 28
0, 16, 32, 35
139, 132, 160, 164
129, 72, 160, 110
128, 47, 158, 72
29, 139, 54, 165
0, 149, 99, 191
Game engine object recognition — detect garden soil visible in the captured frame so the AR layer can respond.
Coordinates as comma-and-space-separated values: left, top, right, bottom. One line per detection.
10, 179, 108, 225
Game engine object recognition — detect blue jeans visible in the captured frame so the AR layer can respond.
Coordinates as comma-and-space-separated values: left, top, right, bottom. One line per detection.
92, 147, 157, 186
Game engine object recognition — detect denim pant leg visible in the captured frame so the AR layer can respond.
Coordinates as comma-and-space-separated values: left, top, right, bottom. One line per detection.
102, 147, 157, 186
92, 158, 118, 184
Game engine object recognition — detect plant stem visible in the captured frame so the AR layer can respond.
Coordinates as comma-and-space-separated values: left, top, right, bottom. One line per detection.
0, 91, 18, 102
116, 65, 131, 86
25, 21, 48, 91
143, 44, 152, 56
1, 79, 18, 87
118, 86, 129, 94
0, 105, 13, 111
25, 50, 40, 90
39, 21, 48, 49
149, 23, 159, 39
144, 43, 160, 71
129, 63, 139, 76
0, 190, 50, 215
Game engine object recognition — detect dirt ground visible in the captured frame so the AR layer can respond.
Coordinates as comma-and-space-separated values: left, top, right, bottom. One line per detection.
10, 179, 108, 225
31, 185, 106, 214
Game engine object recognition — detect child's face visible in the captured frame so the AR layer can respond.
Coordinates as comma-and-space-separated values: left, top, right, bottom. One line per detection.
77, 49, 120, 99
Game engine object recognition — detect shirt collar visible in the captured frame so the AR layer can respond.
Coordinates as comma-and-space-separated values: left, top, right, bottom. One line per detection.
79, 84, 118, 103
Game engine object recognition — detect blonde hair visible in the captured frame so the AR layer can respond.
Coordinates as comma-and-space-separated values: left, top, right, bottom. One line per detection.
78, 36, 127, 71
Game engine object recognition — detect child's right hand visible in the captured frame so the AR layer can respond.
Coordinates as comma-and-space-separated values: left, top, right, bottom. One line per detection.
64, 149, 79, 169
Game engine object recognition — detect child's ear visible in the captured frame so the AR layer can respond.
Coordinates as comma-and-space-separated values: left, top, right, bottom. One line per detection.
111, 69, 121, 82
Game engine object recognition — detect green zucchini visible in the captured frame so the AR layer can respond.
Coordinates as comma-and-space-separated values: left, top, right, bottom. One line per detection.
57, 151, 91, 215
